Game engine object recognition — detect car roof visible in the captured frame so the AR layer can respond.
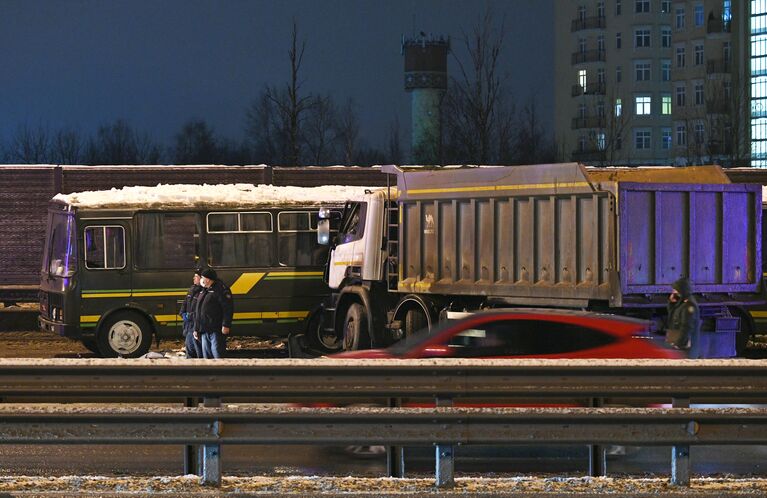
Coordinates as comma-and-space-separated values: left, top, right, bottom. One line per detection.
467, 308, 649, 326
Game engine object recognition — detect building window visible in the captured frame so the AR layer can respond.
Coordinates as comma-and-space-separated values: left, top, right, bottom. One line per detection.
597, 68, 605, 83
676, 85, 686, 107
677, 124, 687, 146
694, 122, 705, 144
661, 0, 671, 14
597, 1, 605, 17
579, 38, 586, 53
676, 46, 686, 67
661, 27, 672, 48
598, 34, 605, 52
635, 96, 652, 115
579, 102, 587, 118
616, 98, 623, 117
597, 132, 606, 150
635, 28, 651, 48
597, 100, 605, 117
616, 66, 622, 83
724, 80, 732, 101
694, 4, 704, 27
579, 69, 587, 89
662, 59, 671, 81
635, 129, 651, 149
578, 135, 587, 152
635, 61, 651, 81
694, 44, 704, 65
616, 0, 622, 15
636, 0, 650, 13
662, 128, 672, 149
724, 41, 731, 63
616, 32, 622, 49
695, 82, 704, 105
662, 94, 672, 114
676, 7, 685, 29
578, 5, 586, 20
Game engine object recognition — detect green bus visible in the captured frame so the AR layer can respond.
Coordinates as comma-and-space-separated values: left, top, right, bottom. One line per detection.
38, 183, 361, 357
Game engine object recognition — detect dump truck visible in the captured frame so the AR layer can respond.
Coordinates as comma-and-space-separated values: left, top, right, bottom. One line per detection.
317, 163, 764, 358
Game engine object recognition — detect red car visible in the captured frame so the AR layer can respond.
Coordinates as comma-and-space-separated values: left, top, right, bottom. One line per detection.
334, 309, 683, 359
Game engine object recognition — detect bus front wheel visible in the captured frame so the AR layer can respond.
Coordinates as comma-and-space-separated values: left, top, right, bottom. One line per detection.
97, 312, 153, 358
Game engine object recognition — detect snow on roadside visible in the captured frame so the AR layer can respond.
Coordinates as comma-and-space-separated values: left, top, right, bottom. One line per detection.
1, 475, 767, 494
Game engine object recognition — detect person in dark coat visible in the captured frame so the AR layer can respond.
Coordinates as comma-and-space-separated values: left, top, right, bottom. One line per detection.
180, 268, 203, 358
193, 268, 233, 359
666, 277, 701, 358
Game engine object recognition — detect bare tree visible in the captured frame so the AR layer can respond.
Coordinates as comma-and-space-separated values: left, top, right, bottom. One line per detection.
337, 98, 360, 165
246, 91, 282, 164
443, 10, 508, 164
387, 116, 403, 165
52, 128, 84, 164
85, 119, 161, 165
173, 119, 219, 164
513, 96, 557, 164
303, 94, 339, 165
10, 124, 50, 163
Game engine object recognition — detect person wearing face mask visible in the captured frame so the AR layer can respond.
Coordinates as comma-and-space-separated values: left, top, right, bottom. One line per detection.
193, 268, 233, 359
665, 277, 701, 358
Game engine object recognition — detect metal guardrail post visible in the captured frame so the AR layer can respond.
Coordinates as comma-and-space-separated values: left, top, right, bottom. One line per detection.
588, 397, 606, 477
201, 397, 222, 486
386, 397, 405, 478
671, 397, 690, 486
183, 397, 200, 476
434, 396, 454, 488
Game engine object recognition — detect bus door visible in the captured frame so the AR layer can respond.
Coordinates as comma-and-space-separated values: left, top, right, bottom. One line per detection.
79, 220, 131, 333
130, 211, 202, 338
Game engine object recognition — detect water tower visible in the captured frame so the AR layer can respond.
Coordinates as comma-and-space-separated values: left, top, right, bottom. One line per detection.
402, 34, 449, 164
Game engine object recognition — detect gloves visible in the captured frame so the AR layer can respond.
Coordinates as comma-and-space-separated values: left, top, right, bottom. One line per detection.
181, 312, 189, 321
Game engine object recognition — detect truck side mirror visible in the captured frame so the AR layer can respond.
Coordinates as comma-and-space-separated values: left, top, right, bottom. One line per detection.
318, 219, 331, 245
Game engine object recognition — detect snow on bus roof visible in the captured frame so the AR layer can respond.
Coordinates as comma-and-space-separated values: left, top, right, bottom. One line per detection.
53, 183, 375, 209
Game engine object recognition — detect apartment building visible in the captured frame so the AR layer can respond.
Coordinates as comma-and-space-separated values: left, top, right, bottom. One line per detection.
555, 0, 748, 166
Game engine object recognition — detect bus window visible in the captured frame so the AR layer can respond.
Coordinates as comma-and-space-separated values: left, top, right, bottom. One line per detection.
84, 226, 125, 270
45, 212, 77, 277
278, 211, 327, 267
135, 213, 200, 269
207, 211, 274, 267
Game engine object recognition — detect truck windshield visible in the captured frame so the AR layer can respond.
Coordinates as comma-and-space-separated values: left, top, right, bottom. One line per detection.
44, 212, 77, 277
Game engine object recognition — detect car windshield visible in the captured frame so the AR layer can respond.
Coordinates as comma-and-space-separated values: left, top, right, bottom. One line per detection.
44, 212, 77, 277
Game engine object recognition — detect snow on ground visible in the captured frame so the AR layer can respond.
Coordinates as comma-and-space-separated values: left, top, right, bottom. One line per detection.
53, 183, 377, 209
0, 475, 766, 495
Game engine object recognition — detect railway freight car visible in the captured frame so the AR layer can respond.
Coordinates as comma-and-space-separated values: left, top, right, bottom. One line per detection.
317, 163, 763, 358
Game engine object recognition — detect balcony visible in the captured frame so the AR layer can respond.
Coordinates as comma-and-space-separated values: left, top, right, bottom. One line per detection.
706, 59, 731, 75
571, 16, 606, 32
571, 116, 606, 129
571, 82, 606, 97
571, 49, 606, 65
707, 18, 732, 34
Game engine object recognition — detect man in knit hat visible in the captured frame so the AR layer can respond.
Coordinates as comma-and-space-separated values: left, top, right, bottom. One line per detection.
665, 277, 701, 358
193, 268, 233, 359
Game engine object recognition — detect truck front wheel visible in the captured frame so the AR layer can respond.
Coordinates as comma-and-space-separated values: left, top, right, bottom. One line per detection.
343, 303, 370, 351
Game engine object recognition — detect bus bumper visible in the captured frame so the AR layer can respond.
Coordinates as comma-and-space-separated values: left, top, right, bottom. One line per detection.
38, 316, 82, 339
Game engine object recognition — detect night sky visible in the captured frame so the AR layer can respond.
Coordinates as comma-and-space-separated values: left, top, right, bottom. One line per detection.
0, 0, 554, 153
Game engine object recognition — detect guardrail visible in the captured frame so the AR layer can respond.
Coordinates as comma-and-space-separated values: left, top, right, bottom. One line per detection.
1, 358, 767, 489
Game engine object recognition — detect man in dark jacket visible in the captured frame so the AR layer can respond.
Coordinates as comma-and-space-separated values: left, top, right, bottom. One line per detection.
666, 277, 701, 358
180, 268, 203, 358
193, 268, 233, 359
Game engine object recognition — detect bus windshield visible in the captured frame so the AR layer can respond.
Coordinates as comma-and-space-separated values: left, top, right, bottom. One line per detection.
44, 212, 77, 277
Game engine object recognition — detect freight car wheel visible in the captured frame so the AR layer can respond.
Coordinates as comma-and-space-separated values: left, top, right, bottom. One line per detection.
404, 308, 428, 338
343, 303, 370, 351
97, 312, 153, 358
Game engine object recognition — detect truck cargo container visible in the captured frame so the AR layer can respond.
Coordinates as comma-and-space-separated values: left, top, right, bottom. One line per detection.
318, 163, 764, 358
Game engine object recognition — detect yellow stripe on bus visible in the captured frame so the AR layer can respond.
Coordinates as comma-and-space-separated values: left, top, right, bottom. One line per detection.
406, 182, 591, 195
750, 311, 767, 318
334, 261, 362, 266
234, 311, 310, 320
154, 314, 181, 323
80, 315, 101, 323
82, 292, 131, 299
229, 272, 266, 295
133, 291, 187, 297
268, 271, 324, 277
